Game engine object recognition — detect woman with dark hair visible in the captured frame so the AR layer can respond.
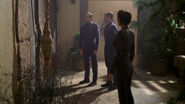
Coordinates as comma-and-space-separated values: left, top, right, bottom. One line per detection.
110, 10, 135, 104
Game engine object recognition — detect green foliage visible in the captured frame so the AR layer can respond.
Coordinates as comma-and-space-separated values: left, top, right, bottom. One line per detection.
69, 48, 82, 59
168, 88, 185, 104
22, 67, 77, 104
133, 0, 185, 62
142, 32, 174, 62
74, 32, 80, 40
135, 0, 185, 26
177, 88, 185, 102
69, 32, 82, 59
0, 65, 77, 104
135, 15, 174, 61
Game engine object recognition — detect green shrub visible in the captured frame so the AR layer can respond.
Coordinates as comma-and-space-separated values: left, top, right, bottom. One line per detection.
168, 88, 185, 104
69, 48, 83, 59
133, 0, 185, 62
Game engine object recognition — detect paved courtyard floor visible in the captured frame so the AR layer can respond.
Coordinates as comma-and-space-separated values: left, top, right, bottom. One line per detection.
56, 61, 182, 104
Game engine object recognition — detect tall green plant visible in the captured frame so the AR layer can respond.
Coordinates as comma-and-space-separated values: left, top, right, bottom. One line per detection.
133, 0, 185, 61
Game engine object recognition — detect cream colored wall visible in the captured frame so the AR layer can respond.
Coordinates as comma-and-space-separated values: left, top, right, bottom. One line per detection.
88, 0, 137, 62
39, 0, 46, 30
0, 0, 13, 100
57, 0, 80, 61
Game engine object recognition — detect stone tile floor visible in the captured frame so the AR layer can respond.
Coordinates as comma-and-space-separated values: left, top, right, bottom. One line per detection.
56, 61, 183, 104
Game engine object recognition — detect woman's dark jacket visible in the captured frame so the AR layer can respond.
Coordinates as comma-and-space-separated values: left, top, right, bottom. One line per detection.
110, 27, 135, 77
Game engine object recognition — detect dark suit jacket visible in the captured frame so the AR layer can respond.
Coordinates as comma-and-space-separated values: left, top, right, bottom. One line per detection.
79, 22, 100, 51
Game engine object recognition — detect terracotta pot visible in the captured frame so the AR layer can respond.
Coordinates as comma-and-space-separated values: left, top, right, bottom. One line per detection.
175, 29, 185, 55
73, 58, 84, 71
151, 62, 168, 76
136, 55, 152, 70
174, 55, 185, 83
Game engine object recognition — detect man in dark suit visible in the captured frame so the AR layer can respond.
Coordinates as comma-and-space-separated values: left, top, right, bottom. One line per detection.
79, 12, 100, 87
101, 12, 118, 90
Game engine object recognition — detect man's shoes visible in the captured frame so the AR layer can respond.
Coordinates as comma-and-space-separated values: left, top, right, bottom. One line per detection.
88, 82, 97, 87
108, 84, 117, 91
101, 81, 112, 88
79, 80, 90, 84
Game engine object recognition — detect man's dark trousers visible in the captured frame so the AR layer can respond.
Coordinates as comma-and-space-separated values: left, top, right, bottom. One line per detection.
104, 22, 118, 83
83, 49, 98, 83
104, 47, 115, 75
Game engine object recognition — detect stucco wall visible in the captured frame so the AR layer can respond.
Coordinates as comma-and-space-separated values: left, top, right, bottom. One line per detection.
0, 0, 13, 100
17, 0, 31, 70
39, 0, 46, 30
0, 0, 14, 72
14, 0, 31, 103
88, 0, 138, 61
57, 0, 80, 61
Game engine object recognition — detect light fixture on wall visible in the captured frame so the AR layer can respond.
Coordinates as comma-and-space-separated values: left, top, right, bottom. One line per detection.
70, 0, 75, 4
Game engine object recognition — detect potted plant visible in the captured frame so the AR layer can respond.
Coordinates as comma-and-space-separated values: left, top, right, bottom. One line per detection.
69, 47, 84, 71
142, 14, 176, 76
69, 33, 84, 71
130, 16, 174, 76
73, 32, 80, 48
133, 0, 185, 76
143, 33, 173, 76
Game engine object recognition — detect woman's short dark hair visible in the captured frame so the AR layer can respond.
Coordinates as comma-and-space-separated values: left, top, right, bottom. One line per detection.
117, 10, 132, 26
